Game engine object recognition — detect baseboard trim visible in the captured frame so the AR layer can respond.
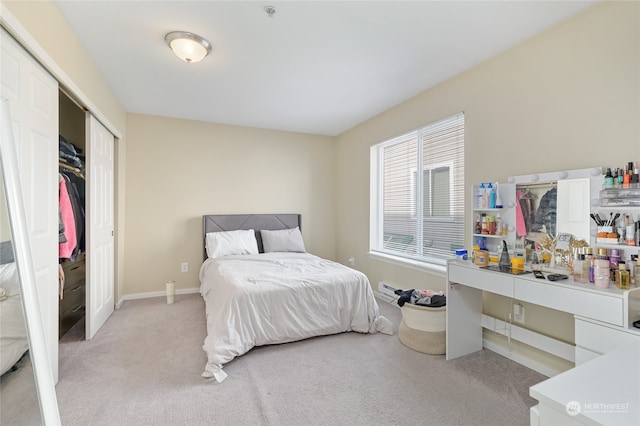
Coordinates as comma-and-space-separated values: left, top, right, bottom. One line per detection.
116, 287, 200, 309
374, 291, 400, 307
482, 339, 562, 378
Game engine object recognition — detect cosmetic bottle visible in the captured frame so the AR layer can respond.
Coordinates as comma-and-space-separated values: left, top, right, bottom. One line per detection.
481, 214, 488, 234
488, 216, 496, 235
583, 247, 594, 283
616, 262, 630, 290
594, 255, 610, 288
604, 168, 614, 189
481, 183, 488, 208
475, 183, 483, 208
572, 253, 584, 282
488, 183, 496, 209
495, 214, 503, 236
494, 182, 503, 208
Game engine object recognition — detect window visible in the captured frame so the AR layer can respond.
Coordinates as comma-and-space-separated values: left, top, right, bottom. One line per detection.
370, 113, 465, 266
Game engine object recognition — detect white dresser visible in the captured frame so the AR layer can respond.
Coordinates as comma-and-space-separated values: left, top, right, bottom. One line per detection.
446, 260, 640, 364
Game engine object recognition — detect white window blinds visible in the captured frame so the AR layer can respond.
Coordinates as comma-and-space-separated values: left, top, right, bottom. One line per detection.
370, 112, 465, 266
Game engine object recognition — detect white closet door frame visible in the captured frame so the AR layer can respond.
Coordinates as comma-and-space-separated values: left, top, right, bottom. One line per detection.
86, 113, 114, 339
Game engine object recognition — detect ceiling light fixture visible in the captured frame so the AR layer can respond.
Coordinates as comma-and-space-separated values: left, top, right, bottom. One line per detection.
165, 31, 212, 63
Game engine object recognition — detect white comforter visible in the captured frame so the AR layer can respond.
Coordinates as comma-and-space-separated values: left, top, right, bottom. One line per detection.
199, 252, 393, 382
1, 262, 29, 376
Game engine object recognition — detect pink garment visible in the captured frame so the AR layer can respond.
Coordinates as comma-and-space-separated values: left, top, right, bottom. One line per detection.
417, 290, 445, 298
59, 175, 77, 259
515, 190, 527, 237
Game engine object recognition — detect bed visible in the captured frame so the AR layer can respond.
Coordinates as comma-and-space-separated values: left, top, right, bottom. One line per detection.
0, 240, 29, 376
199, 214, 393, 383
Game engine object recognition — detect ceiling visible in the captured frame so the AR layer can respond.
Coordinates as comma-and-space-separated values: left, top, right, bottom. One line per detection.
54, 1, 597, 136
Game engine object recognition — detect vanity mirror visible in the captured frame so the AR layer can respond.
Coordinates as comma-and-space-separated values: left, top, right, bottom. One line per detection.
0, 98, 60, 424
507, 167, 602, 269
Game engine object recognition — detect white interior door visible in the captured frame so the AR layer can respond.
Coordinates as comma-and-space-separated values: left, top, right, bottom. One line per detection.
86, 113, 114, 339
1, 29, 59, 381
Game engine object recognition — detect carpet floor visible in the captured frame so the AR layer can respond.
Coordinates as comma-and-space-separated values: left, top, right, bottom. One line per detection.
53, 293, 546, 426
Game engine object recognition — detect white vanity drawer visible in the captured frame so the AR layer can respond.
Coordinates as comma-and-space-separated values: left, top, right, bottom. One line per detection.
515, 279, 623, 326
575, 318, 640, 357
448, 264, 513, 297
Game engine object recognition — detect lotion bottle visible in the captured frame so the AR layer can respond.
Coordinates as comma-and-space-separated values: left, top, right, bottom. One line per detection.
488, 183, 496, 208
494, 182, 503, 208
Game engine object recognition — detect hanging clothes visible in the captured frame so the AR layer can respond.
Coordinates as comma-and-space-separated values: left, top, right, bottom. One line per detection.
516, 190, 528, 236
533, 187, 557, 236
58, 134, 86, 260
62, 173, 84, 260
58, 174, 77, 259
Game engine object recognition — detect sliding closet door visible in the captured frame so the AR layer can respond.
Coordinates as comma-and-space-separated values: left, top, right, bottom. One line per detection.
1, 29, 59, 381
85, 113, 114, 339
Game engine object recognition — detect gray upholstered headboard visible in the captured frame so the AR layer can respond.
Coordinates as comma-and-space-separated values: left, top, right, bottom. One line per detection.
0, 240, 15, 265
202, 214, 302, 260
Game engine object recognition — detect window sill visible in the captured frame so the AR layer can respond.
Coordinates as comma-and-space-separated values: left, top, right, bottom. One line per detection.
368, 251, 446, 277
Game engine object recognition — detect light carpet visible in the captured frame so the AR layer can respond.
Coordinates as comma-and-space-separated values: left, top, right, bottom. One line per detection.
54, 293, 546, 425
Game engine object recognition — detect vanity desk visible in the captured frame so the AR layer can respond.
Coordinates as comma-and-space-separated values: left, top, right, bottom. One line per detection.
445, 259, 640, 365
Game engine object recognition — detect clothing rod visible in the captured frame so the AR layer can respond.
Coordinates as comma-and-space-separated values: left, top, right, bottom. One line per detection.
516, 182, 557, 189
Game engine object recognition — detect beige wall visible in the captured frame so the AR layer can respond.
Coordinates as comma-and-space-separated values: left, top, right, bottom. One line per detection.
124, 114, 334, 295
334, 1, 639, 372
3, 0, 128, 301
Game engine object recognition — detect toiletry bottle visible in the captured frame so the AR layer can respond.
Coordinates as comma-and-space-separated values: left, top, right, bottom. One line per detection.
576, 254, 587, 283
488, 183, 496, 209
476, 184, 484, 208
617, 262, 630, 290
495, 214, 502, 236
583, 247, 594, 283
594, 255, 610, 288
494, 182, 503, 208
481, 183, 488, 208
488, 215, 496, 235
572, 253, 583, 282
474, 216, 481, 234
629, 255, 637, 287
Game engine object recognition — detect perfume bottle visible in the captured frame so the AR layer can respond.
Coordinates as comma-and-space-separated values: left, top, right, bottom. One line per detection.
616, 261, 630, 290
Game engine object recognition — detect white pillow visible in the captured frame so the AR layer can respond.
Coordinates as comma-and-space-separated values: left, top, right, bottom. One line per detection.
205, 230, 259, 258
261, 227, 306, 253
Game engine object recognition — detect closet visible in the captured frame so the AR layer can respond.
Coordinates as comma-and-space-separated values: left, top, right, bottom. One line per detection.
58, 91, 87, 338
1, 26, 116, 383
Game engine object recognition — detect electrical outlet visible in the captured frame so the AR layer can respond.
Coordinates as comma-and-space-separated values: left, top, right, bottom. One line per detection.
181, 262, 189, 273
348, 257, 355, 266
513, 303, 525, 324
